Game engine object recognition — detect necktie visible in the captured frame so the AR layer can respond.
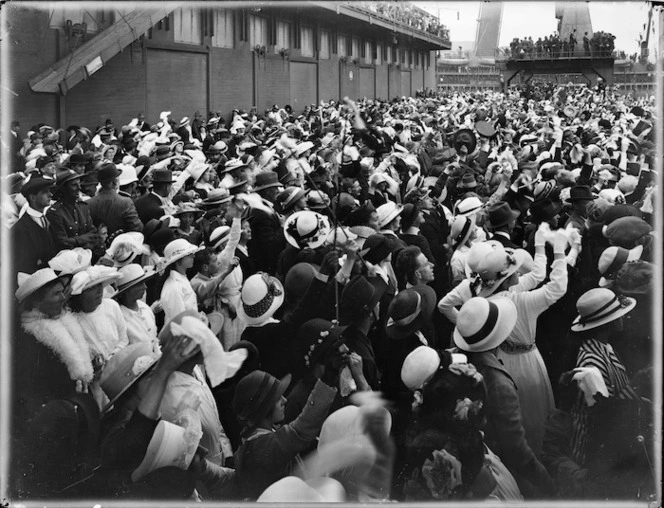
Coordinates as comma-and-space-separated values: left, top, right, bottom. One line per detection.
41, 216, 47, 229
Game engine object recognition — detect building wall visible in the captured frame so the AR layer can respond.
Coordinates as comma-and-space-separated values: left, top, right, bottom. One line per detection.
6, 5, 60, 130
8, 6, 443, 128
65, 48, 146, 129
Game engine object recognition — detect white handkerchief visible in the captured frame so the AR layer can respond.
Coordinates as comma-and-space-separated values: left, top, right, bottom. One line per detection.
170, 316, 247, 387
572, 367, 609, 407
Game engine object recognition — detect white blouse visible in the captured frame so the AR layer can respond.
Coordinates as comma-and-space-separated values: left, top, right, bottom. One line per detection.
161, 270, 198, 324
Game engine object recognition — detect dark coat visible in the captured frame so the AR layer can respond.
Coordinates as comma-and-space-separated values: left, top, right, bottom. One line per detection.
11, 213, 58, 276
398, 232, 436, 267
234, 380, 336, 500
135, 193, 166, 225
467, 351, 554, 495
88, 188, 143, 234
46, 199, 97, 250
247, 207, 285, 275
241, 321, 298, 380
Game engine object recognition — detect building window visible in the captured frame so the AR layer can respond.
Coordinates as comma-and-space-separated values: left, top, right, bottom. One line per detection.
275, 20, 290, 53
364, 41, 372, 64
174, 7, 202, 44
338, 33, 347, 57
376, 42, 382, 65
211, 9, 233, 48
249, 15, 268, 47
352, 37, 360, 58
320, 30, 330, 59
301, 26, 314, 57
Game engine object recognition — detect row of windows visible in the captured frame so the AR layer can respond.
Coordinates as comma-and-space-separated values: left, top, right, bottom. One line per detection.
172, 8, 430, 67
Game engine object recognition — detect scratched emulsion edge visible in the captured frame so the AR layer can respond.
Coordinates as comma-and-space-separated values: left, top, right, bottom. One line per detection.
0, 1, 660, 507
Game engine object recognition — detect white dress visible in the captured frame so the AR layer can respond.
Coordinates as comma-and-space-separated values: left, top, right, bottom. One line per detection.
120, 299, 159, 346
161, 269, 198, 324
493, 252, 567, 454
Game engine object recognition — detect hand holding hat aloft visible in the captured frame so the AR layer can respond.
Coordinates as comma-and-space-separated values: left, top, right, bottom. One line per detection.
169, 315, 247, 387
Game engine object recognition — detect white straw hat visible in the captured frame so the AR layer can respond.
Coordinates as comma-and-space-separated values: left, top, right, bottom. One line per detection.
163, 239, 203, 267
401, 346, 441, 391
15, 268, 72, 303
453, 297, 518, 353
571, 288, 636, 332
238, 273, 285, 326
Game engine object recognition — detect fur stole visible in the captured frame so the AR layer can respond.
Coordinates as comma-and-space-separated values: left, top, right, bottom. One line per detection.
21, 309, 94, 383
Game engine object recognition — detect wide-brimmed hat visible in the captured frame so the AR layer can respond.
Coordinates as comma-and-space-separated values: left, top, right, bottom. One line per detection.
206, 140, 228, 155
131, 411, 202, 483
163, 239, 203, 267
19, 174, 55, 197
277, 186, 306, 212
476, 247, 528, 297
297, 318, 348, 369
152, 168, 175, 184
15, 268, 73, 303
97, 162, 122, 183
449, 214, 476, 250
568, 185, 598, 202
233, 370, 292, 424
376, 202, 403, 229
486, 202, 520, 228
571, 288, 636, 332
598, 245, 643, 287
454, 297, 517, 352
113, 264, 158, 299
221, 158, 249, 175
528, 198, 562, 224
285, 263, 319, 301
173, 202, 203, 217
106, 232, 149, 267
253, 171, 283, 192
401, 345, 441, 390
70, 265, 121, 295
386, 285, 437, 340
202, 188, 232, 207
454, 196, 484, 217
53, 168, 82, 189
453, 128, 477, 154
475, 120, 497, 138
118, 164, 139, 186
258, 476, 346, 503
238, 272, 285, 326
359, 234, 391, 265
100, 341, 161, 413
284, 211, 331, 250
48, 248, 92, 275
209, 226, 231, 251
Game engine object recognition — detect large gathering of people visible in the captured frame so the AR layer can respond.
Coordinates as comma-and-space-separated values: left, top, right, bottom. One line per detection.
1, 80, 657, 502
504, 30, 617, 60
353, 1, 450, 40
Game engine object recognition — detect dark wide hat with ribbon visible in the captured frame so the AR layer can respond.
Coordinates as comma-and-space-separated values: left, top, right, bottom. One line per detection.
233, 370, 292, 425
238, 272, 285, 326
97, 162, 123, 182
152, 168, 175, 184
386, 285, 437, 340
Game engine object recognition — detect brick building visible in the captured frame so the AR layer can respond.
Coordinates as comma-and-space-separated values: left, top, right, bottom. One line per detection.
4, 3, 449, 130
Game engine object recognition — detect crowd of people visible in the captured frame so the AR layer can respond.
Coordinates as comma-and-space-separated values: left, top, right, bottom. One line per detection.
354, 1, 450, 40
1, 80, 657, 502
504, 30, 617, 60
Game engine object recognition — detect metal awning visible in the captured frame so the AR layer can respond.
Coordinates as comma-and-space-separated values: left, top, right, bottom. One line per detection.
29, 7, 174, 95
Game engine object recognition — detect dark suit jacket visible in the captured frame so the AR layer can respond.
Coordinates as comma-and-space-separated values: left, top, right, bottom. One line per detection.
88, 189, 143, 234
490, 231, 519, 249
247, 207, 285, 275
135, 193, 165, 225
11, 213, 58, 275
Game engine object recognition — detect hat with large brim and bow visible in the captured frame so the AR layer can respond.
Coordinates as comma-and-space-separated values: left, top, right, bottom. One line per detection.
163, 239, 204, 267
473, 247, 528, 297
386, 285, 437, 340
100, 341, 162, 413
453, 297, 517, 353
70, 265, 121, 296
238, 272, 285, 326
112, 264, 158, 299
15, 268, 73, 304
571, 288, 636, 332
284, 211, 331, 250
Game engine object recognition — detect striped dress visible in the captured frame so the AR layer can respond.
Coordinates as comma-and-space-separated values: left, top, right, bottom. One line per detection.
570, 338, 636, 465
